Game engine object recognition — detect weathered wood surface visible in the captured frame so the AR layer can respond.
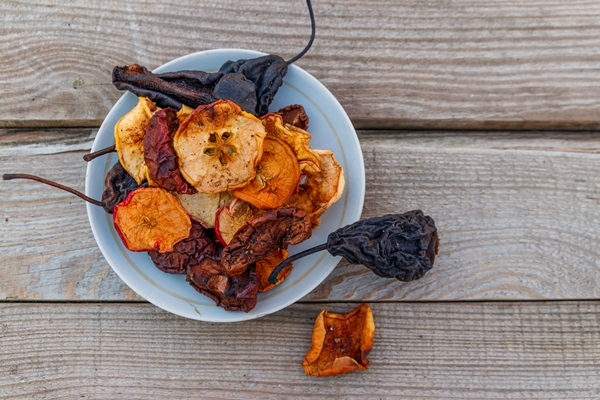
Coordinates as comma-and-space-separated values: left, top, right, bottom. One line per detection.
2, 129, 599, 301
3, 0, 600, 130
2, 301, 600, 399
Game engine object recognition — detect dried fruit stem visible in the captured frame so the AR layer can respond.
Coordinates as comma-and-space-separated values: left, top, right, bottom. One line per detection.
83, 145, 116, 161
286, 0, 315, 64
2, 173, 104, 207
267, 242, 327, 284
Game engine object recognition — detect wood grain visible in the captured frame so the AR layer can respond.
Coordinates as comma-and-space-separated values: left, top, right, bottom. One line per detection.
3, 1, 600, 129
1, 301, 600, 399
1, 129, 599, 301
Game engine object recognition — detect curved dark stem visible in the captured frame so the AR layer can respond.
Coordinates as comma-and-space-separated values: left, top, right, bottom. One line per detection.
267, 242, 328, 284
83, 145, 116, 162
2, 173, 105, 207
286, 0, 315, 64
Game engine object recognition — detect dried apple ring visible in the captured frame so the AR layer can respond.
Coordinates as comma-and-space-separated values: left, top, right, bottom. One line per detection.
232, 136, 300, 210
114, 97, 158, 185
173, 100, 266, 194
113, 187, 192, 253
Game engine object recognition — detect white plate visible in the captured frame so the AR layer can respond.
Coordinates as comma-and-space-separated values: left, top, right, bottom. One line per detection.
85, 49, 365, 322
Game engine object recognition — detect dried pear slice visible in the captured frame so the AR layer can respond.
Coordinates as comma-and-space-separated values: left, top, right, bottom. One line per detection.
113, 187, 191, 253
232, 136, 300, 210
261, 113, 320, 172
114, 97, 158, 185
286, 149, 345, 228
173, 100, 266, 194
176, 191, 233, 228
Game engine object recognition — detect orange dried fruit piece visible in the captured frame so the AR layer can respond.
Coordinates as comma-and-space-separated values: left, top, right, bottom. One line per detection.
173, 99, 266, 194
215, 198, 257, 246
261, 113, 321, 172
302, 304, 374, 377
114, 97, 158, 185
113, 187, 192, 253
176, 191, 233, 228
286, 149, 345, 227
232, 136, 300, 210
255, 249, 292, 292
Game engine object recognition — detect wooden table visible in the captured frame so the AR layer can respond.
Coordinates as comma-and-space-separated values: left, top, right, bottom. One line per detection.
2, 1, 600, 398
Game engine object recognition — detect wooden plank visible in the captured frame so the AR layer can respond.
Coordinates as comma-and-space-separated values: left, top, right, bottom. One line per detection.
1, 301, 600, 399
2, 1, 600, 129
1, 129, 599, 301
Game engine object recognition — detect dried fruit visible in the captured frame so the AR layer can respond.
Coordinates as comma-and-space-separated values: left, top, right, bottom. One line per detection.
186, 256, 259, 312
255, 249, 292, 292
275, 104, 309, 130
148, 220, 219, 274
176, 191, 233, 228
114, 96, 157, 184
232, 136, 300, 210
286, 149, 345, 227
143, 108, 196, 194
102, 161, 146, 214
261, 114, 320, 172
173, 100, 267, 194
303, 304, 374, 377
215, 198, 257, 246
113, 187, 192, 253
221, 207, 312, 276
268, 211, 439, 284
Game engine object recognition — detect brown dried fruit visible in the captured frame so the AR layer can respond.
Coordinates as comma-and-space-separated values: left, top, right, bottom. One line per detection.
113, 187, 191, 253
173, 100, 266, 194
221, 207, 312, 276
186, 256, 259, 312
255, 249, 292, 292
275, 104, 309, 130
302, 304, 374, 377
286, 149, 345, 227
143, 108, 196, 194
232, 136, 300, 210
148, 220, 219, 274
114, 97, 157, 184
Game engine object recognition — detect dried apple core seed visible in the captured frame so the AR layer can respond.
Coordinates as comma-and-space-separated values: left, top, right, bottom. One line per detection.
202, 131, 238, 166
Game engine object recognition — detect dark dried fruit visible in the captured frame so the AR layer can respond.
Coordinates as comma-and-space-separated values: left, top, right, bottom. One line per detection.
144, 108, 196, 194
268, 211, 439, 284
221, 207, 312, 276
186, 256, 259, 312
101, 162, 146, 214
148, 220, 218, 274
276, 104, 309, 130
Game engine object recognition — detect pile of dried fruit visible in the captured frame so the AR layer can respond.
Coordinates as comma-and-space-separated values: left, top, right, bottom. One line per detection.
102, 94, 345, 312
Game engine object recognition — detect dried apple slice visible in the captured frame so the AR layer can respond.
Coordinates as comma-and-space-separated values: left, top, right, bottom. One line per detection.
302, 304, 375, 377
113, 187, 192, 253
173, 99, 267, 194
215, 198, 257, 246
255, 249, 292, 292
114, 97, 158, 184
286, 149, 345, 227
261, 113, 320, 172
176, 191, 233, 228
232, 136, 300, 210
